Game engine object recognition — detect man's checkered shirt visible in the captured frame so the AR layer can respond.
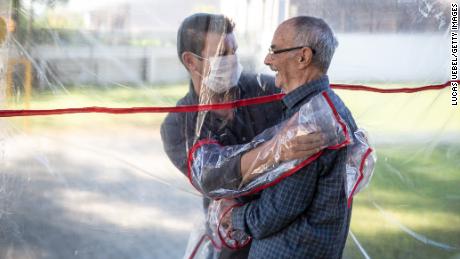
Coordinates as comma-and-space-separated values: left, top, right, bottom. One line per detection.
232, 75, 358, 259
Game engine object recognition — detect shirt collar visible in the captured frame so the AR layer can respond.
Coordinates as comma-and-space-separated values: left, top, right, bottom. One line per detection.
282, 75, 330, 110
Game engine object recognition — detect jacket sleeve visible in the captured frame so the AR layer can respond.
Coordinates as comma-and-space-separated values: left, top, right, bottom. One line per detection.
160, 112, 189, 175
189, 124, 279, 198
160, 105, 248, 194
194, 146, 244, 195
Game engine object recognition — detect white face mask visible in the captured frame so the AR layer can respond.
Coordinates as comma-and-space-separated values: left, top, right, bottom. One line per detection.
199, 54, 243, 94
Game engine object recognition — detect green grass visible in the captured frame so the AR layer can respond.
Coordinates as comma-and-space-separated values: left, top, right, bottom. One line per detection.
335, 88, 460, 135
337, 86, 459, 258
344, 144, 460, 259
6, 83, 460, 134
5, 84, 189, 130
27, 84, 189, 107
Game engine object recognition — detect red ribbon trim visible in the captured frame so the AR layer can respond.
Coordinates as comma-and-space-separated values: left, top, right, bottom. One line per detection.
0, 80, 455, 118
331, 81, 452, 93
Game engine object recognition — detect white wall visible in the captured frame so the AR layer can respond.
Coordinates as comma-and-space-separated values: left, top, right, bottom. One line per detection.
256, 33, 449, 84
29, 33, 449, 86
329, 33, 449, 84
31, 45, 188, 86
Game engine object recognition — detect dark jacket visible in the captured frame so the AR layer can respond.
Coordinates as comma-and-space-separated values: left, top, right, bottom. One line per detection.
160, 73, 284, 206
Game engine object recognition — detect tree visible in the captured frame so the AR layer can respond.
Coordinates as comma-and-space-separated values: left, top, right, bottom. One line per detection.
11, 0, 69, 44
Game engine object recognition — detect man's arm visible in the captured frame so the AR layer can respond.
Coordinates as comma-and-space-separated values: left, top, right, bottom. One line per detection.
160, 112, 188, 175
240, 114, 326, 183
191, 126, 326, 196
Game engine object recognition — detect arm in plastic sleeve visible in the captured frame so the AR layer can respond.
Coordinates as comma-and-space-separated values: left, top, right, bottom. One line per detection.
190, 126, 279, 196
190, 93, 349, 199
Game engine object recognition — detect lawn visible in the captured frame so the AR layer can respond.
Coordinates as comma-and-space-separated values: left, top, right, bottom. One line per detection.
344, 144, 460, 259
3, 84, 460, 258
338, 86, 460, 258
4, 84, 189, 130
6, 83, 459, 135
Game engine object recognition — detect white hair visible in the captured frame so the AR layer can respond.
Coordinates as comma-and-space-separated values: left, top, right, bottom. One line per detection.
290, 16, 338, 73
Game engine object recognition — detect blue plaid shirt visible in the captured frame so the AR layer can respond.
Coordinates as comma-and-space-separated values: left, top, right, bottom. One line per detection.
232, 76, 357, 259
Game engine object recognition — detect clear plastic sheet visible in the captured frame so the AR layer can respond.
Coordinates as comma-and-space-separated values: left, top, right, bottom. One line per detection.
0, 1, 458, 259
206, 199, 251, 251
346, 129, 377, 206
189, 91, 352, 199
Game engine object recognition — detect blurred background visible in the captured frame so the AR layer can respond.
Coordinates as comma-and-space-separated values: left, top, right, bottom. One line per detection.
0, 0, 458, 258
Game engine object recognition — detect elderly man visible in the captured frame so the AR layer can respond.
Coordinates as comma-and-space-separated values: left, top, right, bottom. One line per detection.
160, 13, 325, 258
228, 16, 358, 258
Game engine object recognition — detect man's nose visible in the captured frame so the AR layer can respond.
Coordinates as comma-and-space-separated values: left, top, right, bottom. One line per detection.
264, 53, 272, 66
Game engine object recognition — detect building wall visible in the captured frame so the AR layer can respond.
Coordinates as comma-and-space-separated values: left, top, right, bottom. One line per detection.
30, 32, 448, 87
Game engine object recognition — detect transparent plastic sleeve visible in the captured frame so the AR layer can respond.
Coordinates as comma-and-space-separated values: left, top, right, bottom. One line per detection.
189, 92, 351, 199
345, 129, 377, 206
206, 199, 251, 250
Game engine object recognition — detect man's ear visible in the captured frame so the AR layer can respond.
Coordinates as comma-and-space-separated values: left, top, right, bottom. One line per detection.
182, 52, 197, 72
298, 47, 314, 68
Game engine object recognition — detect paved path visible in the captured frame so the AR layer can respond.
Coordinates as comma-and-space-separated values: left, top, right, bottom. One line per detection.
0, 127, 203, 259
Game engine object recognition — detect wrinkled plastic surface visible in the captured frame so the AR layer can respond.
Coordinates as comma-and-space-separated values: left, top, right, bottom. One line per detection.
207, 199, 251, 250
346, 129, 377, 204
189, 92, 351, 199
182, 217, 218, 259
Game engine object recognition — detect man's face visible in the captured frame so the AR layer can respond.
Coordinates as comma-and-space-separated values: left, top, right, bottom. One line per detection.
199, 32, 238, 121
199, 32, 238, 77
264, 23, 298, 90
